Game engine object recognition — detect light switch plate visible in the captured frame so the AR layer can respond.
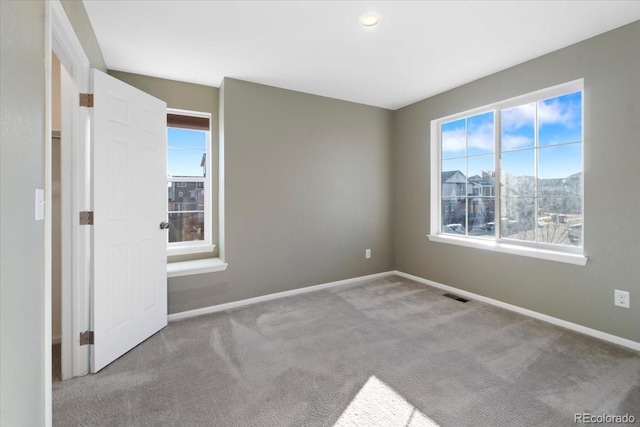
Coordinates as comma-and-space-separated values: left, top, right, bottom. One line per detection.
35, 188, 45, 221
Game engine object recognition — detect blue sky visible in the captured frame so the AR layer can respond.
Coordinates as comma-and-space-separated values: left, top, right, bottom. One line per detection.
167, 128, 206, 177
442, 91, 582, 179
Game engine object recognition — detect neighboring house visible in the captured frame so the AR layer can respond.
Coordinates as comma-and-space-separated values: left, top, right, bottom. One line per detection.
168, 181, 203, 212
441, 170, 468, 198
442, 169, 495, 229
168, 181, 205, 242
468, 171, 495, 197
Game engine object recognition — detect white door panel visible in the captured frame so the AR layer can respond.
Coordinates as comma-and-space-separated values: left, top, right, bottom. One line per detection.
91, 69, 167, 372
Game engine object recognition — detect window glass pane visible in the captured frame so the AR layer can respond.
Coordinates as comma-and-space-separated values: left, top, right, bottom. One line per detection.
167, 127, 207, 177
538, 174, 582, 198
441, 199, 466, 235
501, 150, 535, 197
538, 144, 582, 247
467, 155, 494, 197
168, 181, 205, 212
501, 197, 535, 242
538, 145, 582, 199
467, 154, 495, 235
567, 223, 582, 247
467, 111, 494, 156
538, 91, 582, 147
441, 119, 466, 160
168, 212, 205, 243
501, 103, 535, 151
167, 128, 206, 149
537, 196, 582, 246
168, 148, 206, 177
468, 198, 495, 236
442, 159, 466, 198
538, 143, 581, 181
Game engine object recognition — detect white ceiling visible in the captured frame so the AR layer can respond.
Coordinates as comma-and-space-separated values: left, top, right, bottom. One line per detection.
83, 1, 640, 110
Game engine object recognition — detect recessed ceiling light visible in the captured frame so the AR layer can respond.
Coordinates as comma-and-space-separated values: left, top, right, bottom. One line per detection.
360, 12, 381, 27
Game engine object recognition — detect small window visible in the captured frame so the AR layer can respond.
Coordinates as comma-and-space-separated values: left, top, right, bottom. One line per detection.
167, 109, 213, 254
430, 80, 584, 264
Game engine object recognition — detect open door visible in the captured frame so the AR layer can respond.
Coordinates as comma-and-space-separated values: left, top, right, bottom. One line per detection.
91, 69, 168, 372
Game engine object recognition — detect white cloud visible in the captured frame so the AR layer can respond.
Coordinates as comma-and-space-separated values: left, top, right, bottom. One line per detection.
468, 121, 494, 152
502, 134, 532, 150
501, 97, 580, 131
442, 127, 465, 154
443, 120, 494, 154
538, 97, 580, 128
502, 103, 535, 131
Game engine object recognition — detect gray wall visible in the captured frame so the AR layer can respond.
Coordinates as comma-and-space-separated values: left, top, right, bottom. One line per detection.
168, 78, 394, 313
0, 1, 104, 424
107, 70, 220, 261
393, 21, 640, 343
0, 2, 46, 423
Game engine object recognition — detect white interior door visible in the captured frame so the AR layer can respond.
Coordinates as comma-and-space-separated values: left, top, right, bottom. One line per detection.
91, 69, 168, 372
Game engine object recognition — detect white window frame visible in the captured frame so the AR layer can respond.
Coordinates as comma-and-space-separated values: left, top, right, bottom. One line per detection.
167, 108, 214, 256
429, 79, 587, 266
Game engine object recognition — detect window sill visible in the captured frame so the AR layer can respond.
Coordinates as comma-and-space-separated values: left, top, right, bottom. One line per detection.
427, 234, 587, 266
167, 257, 228, 278
167, 243, 215, 257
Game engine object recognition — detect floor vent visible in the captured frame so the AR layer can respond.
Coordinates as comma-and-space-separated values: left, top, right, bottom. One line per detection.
443, 293, 470, 303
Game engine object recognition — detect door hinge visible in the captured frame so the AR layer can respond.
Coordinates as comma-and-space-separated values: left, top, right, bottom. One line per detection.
79, 93, 94, 108
79, 331, 94, 346
79, 211, 94, 225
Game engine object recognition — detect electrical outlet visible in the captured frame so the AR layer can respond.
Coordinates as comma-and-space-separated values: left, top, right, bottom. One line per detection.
614, 290, 630, 308
365, 249, 371, 259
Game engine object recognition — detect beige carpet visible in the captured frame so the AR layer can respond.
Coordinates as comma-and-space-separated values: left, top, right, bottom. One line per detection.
53, 275, 640, 426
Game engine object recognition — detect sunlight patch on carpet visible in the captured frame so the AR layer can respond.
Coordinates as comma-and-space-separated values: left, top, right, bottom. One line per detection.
334, 376, 439, 427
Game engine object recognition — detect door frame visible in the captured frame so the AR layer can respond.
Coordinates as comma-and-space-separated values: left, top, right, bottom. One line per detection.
45, 0, 91, 423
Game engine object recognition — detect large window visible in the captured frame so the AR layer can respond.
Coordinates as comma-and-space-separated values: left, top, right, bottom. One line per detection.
430, 80, 585, 264
167, 109, 213, 255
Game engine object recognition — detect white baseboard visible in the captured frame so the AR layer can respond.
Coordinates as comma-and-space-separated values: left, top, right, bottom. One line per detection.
394, 270, 640, 352
168, 271, 395, 322
52, 335, 61, 345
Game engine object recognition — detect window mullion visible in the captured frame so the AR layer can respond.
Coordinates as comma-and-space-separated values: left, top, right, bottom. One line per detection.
495, 109, 501, 242
534, 101, 540, 244
465, 118, 469, 236
167, 177, 206, 183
